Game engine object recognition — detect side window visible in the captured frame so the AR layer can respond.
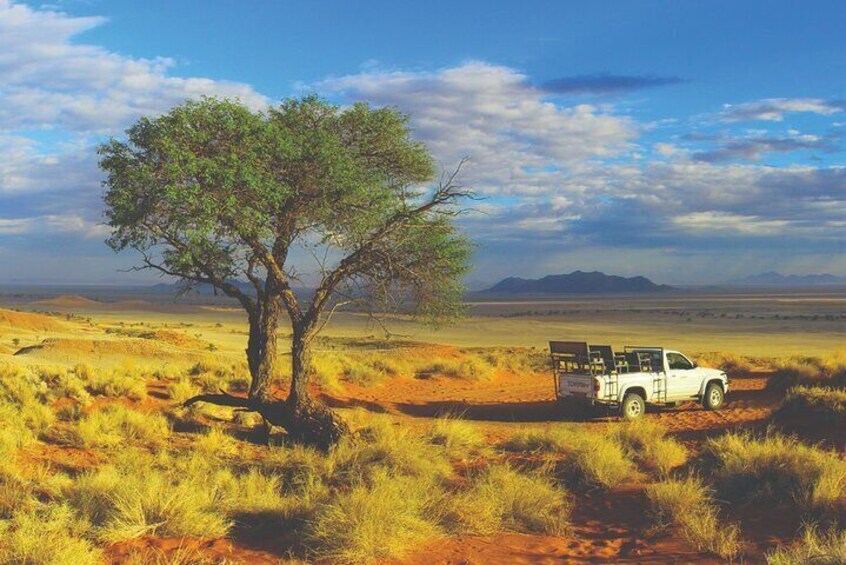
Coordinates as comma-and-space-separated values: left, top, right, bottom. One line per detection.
667, 353, 693, 370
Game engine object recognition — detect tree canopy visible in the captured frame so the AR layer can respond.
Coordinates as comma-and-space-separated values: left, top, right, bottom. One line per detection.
99, 96, 473, 447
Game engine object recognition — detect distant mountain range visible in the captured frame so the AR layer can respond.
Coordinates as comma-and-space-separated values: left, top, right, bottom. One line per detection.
484, 271, 672, 294
726, 272, 846, 287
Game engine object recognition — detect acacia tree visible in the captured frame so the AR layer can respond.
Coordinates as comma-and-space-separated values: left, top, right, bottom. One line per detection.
99, 96, 472, 448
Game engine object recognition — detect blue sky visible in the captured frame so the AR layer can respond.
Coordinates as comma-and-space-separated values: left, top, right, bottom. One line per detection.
1, 0, 844, 286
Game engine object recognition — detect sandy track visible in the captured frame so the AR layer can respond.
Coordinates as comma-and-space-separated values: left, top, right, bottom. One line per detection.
322, 368, 781, 564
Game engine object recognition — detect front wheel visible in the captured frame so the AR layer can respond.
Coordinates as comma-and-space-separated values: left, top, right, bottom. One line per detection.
620, 393, 645, 421
702, 382, 724, 411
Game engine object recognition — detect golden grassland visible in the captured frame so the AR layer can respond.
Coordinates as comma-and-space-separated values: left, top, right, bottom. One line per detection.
0, 292, 843, 564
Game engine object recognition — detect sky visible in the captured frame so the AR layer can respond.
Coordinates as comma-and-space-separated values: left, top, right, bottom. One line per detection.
0, 0, 844, 287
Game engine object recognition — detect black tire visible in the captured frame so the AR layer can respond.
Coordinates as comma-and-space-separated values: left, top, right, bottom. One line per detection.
702, 382, 724, 411
620, 393, 645, 421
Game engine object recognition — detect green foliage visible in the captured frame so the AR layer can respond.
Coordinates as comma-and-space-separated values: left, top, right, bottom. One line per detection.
99, 96, 472, 325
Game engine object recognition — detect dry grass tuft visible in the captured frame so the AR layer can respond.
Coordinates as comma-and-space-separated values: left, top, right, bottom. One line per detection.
703, 431, 846, 515
646, 476, 741, 560
767, 525, 846, 565
613, 420, 687, 477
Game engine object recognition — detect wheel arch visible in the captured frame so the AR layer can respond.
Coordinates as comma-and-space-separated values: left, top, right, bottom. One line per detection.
701, 378, 725, 396
622, 385, 647, 402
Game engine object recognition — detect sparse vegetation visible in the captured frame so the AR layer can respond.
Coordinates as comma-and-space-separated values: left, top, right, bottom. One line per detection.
2, 291, 846, 563
767, 525, 846, 565
646, 476, 742, 560
703, 432, 846, 515
499, 426, 636, 488
613, 419, 687, 477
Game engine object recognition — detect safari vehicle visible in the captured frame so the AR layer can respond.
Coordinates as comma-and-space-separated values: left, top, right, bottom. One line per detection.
550, 341, 729, 420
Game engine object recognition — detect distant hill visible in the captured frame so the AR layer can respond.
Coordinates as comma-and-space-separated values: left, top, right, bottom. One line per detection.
32, 294, 102, 307
484, 271, 672, 294
727, 272, 846, 287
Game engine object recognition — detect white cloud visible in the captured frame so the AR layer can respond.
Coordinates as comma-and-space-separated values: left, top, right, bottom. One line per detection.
672, 211, 789, 235
317, 62, 637, 196
0, 214, 108, 237
0, 0, 268, 133
720, 98, 844, 122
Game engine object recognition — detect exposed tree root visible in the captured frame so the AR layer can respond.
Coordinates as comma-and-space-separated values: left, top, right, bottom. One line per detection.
183, 393, 349, 450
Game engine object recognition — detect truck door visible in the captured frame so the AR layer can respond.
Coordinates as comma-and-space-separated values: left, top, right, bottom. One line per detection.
666, 352, 698, 398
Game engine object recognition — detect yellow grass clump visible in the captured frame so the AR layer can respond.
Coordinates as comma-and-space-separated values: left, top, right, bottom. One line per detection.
646, 476, 741, 560
703, 431, 846, 514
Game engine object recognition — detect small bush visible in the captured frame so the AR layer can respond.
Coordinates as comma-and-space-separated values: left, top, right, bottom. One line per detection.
767, 525, 846, 565
422, 356, 496, 381
646, 476, 741, 560
445, 465, 570, 535
63, 405, 170, 448
167, 377, 201, 404
307, 471, 439, 564
767, 351, 846, 391
0, 504, 102, 565
193, 426, 238, 457
613, 420, 687, 477
332, 417, 452, 484
703, 432, 846, 514
427, 415, 486, 459
693, 352, 756, 373
66, 465, 231, 542
86, 371, 146, 400
499, 427, 635, 488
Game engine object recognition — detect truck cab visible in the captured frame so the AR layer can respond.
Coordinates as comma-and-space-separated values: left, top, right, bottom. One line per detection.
550, 341, 729, 420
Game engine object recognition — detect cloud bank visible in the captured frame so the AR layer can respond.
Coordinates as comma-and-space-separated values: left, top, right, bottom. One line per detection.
1, 1, 844, 284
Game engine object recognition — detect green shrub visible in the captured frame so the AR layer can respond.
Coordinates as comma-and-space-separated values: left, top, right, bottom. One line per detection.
646, 476, 741, 560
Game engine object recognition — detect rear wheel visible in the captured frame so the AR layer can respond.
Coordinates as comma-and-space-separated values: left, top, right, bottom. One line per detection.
621, 393, 645, 421
702, 382, 724, 410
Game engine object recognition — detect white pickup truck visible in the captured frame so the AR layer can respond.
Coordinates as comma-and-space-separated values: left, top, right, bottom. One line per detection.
550, 341, 729, 420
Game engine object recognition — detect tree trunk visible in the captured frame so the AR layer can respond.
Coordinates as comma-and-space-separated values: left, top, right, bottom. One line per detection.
245, 299, 281, 404
187, 299, 348, 450
282, 322, 349, 450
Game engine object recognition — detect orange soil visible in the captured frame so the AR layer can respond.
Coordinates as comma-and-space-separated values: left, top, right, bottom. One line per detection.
327, 369, 780, 564
92, 360, 784, 564
0, 308, 66, 332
